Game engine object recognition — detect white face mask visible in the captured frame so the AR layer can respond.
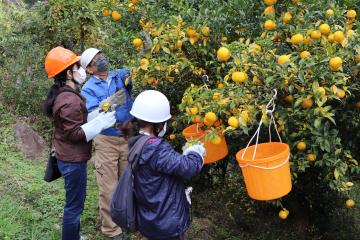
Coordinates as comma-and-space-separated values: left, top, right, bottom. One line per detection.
73, 67, 87, 84
158, 122, 167, 137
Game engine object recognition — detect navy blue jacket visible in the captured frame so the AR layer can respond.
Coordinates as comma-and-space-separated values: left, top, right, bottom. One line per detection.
81, 69, 133, 137
134, 137, 203, 240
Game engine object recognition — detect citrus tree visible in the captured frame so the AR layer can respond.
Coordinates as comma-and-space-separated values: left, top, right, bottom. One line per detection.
125, 0, 360, 211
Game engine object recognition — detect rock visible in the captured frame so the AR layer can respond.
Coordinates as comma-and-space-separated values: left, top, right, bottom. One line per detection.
14, 123, 47, 160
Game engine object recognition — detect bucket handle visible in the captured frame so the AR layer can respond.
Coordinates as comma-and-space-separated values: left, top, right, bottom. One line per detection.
241, 89, 282, 161
239, 154, 290, 169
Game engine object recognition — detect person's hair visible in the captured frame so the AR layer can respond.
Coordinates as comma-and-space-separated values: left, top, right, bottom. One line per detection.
120, 119, 165, 139
43, 66, 73, 117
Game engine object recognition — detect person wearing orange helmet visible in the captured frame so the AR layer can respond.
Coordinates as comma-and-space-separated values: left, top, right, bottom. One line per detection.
43, 46, 117, 240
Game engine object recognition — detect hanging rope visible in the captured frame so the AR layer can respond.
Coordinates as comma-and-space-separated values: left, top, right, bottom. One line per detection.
241, 89, 282, 161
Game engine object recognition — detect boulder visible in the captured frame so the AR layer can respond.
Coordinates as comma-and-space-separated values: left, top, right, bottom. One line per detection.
14, 123, 47, 160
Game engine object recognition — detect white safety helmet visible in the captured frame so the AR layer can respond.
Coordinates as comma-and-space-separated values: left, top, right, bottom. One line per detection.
130, 90, 172, 123
80, 48, 100, 69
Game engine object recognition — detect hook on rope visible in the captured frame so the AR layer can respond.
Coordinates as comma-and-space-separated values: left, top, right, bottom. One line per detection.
202, 75, 209, 90
266, 89, 277, 114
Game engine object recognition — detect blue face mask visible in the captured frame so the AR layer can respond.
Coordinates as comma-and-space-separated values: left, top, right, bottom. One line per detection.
95, 55, 109, 72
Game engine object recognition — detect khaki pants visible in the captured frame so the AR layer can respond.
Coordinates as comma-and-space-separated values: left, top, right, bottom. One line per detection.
94, 135, 128, 237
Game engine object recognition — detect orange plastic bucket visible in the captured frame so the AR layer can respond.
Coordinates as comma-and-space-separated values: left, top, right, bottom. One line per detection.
236, 142, 292, 200
182, 124, 228, 164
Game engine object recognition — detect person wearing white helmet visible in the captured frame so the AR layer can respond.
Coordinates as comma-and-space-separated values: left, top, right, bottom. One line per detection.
120, 90, 205, 240
80, 48, 133, 240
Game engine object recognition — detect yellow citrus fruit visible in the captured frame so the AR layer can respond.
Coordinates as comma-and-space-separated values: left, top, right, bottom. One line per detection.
249, 43, 261, 54
218, 83, 224, 89
212, 92, 220, 100
303, 36, 311, 44
171, 121, 178, 127
204, 118, 214, 127
211, 136, 222, 145
347, 29, 355, 36
301, 98, 313, 109
329, 57, 343, 71
355, 101, 360, 108
317, 87, 326, 96
283, 12, 292, 23
201, 26, 210, 36
205, 112, 217, 123
111, 11, 122, 21
328, 34, 335, 43
284, 95, 294, 103
333, 31, 345, 43
264, 20, 276, 31
140, 58, 149, 69
264, 6, 275, 15
221, 36, 228, 42
187, 28, 197, 37
133, 38, 143, 47
101, 102, 111, 112
264, 0, 277, 5
169, 134, 176, 140
228, 117, 239, 128
102, 7, 111, 17
232, 71, 248, 83
330, 85, 338, 94
279, 209, 289, 220
300, 51, 311, 59
131, 0, 140, 4
347, 10, 357, 19
291, 33, 303, 45
336, 89, 346, 99
291, 0, 299, 3
310, 30, 322, 39
176, 40, 183, 48
307, 154, 316, 161
278, 55, 290, 65
217, 47, 231, 62
319, 24, 331, 35
190, 107, 198, 115
297, 141, 307, 151
192, 115, 201, 123
345, 182, 354, 187
346, 199, 355, 208
128, 3, 136, 13
326, 9, 334, 18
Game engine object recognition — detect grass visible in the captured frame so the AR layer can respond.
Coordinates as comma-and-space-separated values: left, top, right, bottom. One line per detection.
0, 113, 111, 240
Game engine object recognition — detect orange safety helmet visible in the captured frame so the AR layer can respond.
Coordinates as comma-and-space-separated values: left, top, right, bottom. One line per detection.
45, 46, 81, 78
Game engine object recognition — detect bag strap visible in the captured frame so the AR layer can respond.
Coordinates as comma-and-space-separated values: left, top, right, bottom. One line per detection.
128, 135, 154, 172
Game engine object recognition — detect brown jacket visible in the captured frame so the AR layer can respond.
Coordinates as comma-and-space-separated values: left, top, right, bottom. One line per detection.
52, 86, 91, 162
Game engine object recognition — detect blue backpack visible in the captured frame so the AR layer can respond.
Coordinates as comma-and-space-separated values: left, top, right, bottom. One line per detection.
110, 135, 151, 232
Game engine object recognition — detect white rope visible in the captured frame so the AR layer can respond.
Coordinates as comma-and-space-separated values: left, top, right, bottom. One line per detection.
241, 89, 282, 161
239, 154, 290, 170
202, 75, 209, 90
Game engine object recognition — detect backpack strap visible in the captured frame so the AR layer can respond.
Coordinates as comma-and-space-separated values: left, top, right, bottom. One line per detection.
128, 135, 152, 172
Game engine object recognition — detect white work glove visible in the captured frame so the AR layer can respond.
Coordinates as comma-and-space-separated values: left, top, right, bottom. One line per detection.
81, 111, 116, 142
183, 143, 206, 164
87, 108, 100, 122
185, 187, 193, 205
99, 89, 127, 111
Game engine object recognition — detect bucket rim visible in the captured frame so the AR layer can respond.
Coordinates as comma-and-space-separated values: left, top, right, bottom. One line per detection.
236, 142, 290, 164
182, 122, 222, 138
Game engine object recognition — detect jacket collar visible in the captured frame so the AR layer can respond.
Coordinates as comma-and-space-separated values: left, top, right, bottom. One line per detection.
90, 71, 116, 84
